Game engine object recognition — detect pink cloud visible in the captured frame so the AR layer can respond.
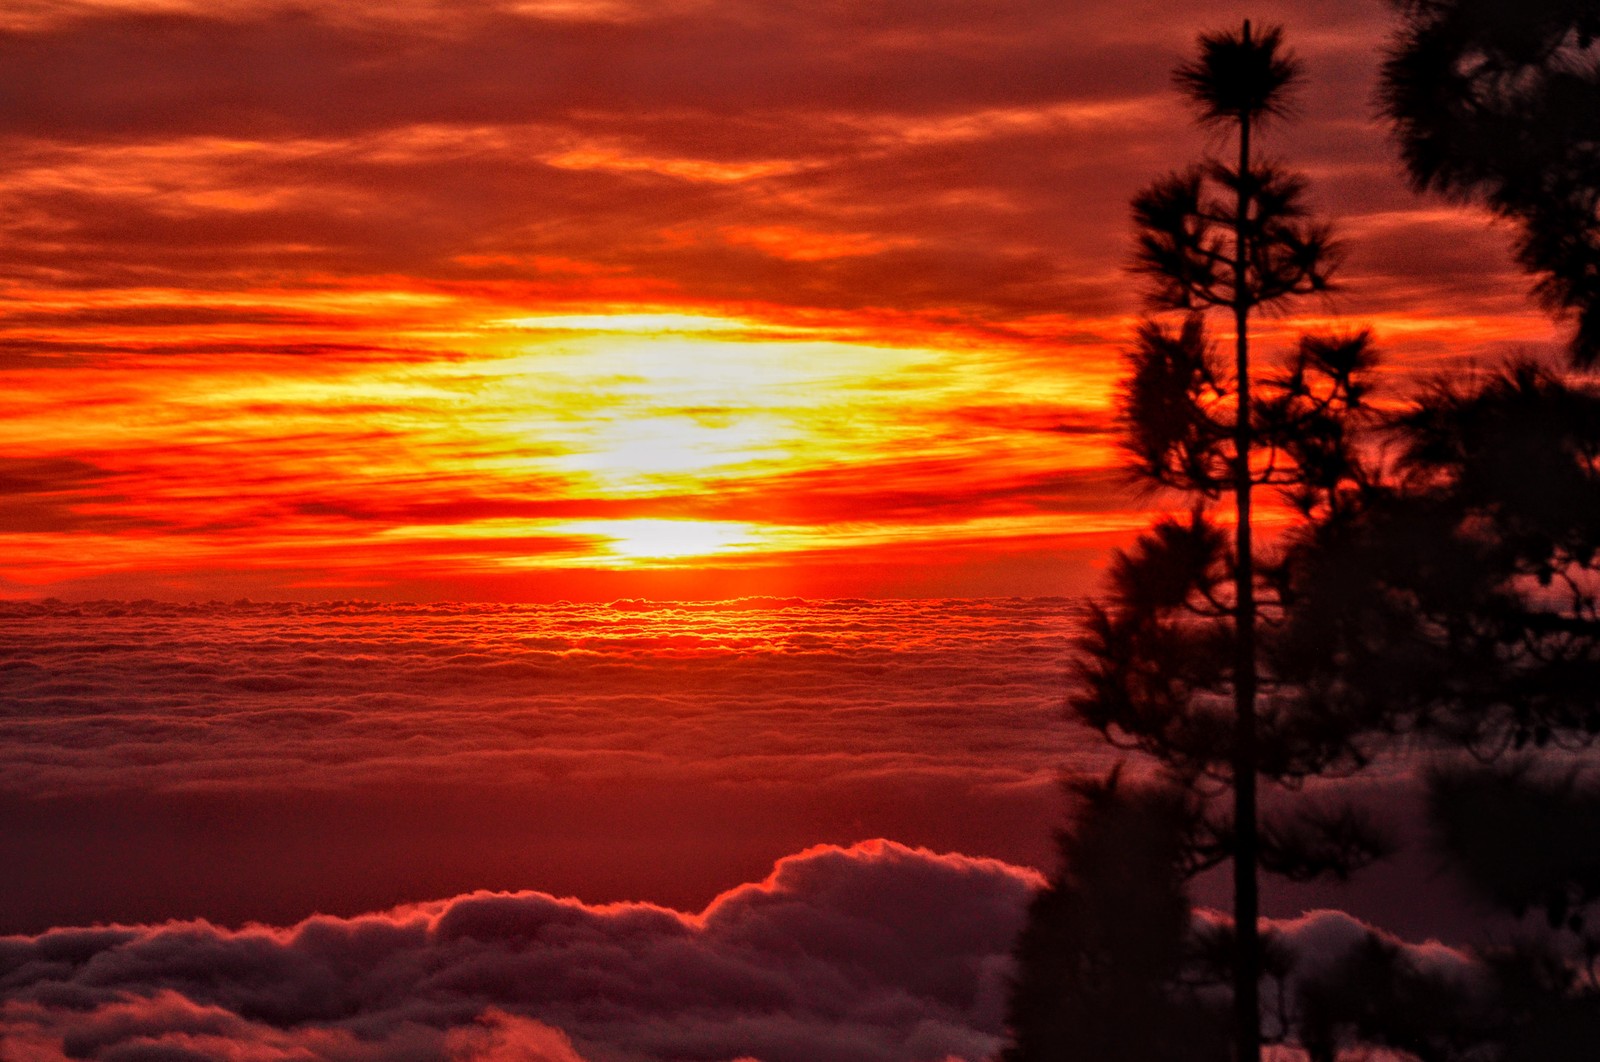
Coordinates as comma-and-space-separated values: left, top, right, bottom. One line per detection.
1, 840, 1039, 1062
0, 839, 1488, 1062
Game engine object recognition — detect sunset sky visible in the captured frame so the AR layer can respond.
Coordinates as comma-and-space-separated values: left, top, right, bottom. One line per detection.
0, 0, 1564, 601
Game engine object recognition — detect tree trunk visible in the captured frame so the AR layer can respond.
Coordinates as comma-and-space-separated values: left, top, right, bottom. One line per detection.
1231, 20, 1261, 1062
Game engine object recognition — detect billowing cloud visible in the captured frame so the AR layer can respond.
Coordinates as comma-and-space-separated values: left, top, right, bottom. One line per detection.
0, 839, 1482, 1062
1, 840, 1039, 1062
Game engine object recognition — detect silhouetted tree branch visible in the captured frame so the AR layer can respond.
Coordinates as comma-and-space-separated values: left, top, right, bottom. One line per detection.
1383, 0, 1600, 366
1278, 363, 1600, 1058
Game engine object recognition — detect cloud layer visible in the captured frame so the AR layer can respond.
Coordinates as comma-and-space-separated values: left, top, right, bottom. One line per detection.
0, 598, 1085, 798
1, 840, 1037, 1062
0, 598, 1090, 929
0, 838, 1480, 1062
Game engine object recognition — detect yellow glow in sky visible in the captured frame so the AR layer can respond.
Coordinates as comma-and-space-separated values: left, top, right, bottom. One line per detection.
559, 518, 763, 563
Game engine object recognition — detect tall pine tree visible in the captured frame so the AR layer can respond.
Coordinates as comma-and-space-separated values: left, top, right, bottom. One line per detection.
1065, 23, 1386, 1062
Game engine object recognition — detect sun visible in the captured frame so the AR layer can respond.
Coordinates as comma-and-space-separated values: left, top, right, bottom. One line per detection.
559, 518, 763, 564
459, 313, 940, 500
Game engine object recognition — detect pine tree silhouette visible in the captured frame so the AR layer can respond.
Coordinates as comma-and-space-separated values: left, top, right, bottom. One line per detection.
1100, 20, 1376, 1055
1056, 22, 1387, 1062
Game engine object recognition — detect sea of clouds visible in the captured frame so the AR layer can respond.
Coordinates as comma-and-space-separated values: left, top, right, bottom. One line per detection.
0, 598, 1091, 929
0, 598, 1084, 798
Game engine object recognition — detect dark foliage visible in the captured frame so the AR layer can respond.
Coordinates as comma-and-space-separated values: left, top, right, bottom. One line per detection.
1292, 932, 1600, 1062
1294, 933, 1491, 1062
1018, 10, 1600, 1057
1383, 0, 1600, 365
1428, 766, 1600, 935
1131, 166, 1337, 314
1486, 940, 1600, 1062
1003, 773, 1229, 1062
1278, 364, 1600, 756
1277, 363, 1600, 1058
1175, 23, 1302, 128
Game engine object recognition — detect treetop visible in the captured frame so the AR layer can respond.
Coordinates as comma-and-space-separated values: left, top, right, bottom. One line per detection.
1174, 21, 1302, 129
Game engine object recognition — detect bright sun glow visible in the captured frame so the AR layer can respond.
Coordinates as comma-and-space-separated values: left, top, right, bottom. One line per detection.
1, 302, 1129, 586
559, 518, 762, 562
453, 323, 953, 500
